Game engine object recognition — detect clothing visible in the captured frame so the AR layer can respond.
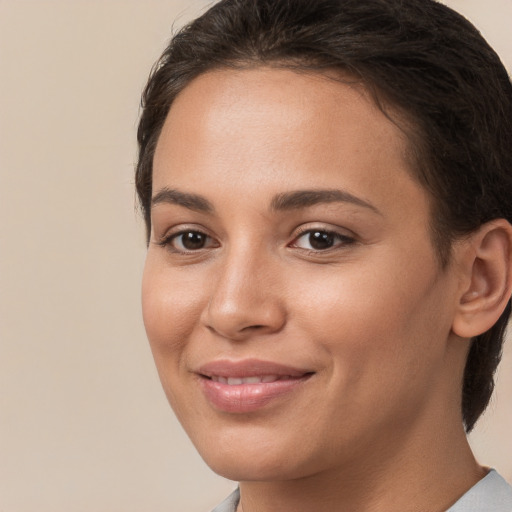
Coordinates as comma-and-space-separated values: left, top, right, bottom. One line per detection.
210, 488, 240, 512
447, 470, 512, 512
210, 470, 512, 512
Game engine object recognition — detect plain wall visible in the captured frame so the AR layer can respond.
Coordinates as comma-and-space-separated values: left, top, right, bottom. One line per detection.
0, 1, 510, 510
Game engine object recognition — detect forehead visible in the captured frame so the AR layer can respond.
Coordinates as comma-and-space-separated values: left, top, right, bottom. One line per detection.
156, 67, 407, 157
153, 67, 428, 223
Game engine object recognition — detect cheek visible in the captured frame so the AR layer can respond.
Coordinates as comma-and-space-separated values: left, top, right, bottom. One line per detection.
294, 264, 407, 338
294, 252, 448, 377
288, 261, 450, 440
141, 256, 203, 366
141, 258, 206, 420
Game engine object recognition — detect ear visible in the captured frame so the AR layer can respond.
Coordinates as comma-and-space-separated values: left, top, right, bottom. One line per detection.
452, 219, 512, 338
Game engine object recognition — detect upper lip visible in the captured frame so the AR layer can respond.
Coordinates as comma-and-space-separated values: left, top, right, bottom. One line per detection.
197, 358, 313, 379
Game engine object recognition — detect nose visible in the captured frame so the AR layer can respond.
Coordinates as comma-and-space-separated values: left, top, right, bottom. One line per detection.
200, 249, 287, 341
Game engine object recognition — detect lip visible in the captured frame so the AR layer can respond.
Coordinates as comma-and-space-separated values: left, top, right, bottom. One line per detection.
196, 359, 314, 413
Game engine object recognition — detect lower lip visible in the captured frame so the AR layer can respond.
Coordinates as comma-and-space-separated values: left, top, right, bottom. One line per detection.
199, 376, 311, 413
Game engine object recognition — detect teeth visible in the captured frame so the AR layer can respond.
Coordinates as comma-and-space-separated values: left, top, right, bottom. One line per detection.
262, 375, 280, 383
244, 376, 263, 384
211, 375, 288, 385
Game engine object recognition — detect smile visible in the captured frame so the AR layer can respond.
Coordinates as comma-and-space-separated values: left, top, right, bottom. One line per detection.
209, 375, 299, 385
196, 359, 314, 413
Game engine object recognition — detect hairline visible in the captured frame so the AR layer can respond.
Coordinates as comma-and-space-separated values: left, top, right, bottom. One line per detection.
144, 60, 454, 267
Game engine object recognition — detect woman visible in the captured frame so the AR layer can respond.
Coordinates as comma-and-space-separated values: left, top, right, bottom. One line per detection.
136, 1, 512, 510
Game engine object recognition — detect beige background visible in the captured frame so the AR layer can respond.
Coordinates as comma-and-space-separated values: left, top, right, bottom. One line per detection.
0, 1, 510, 511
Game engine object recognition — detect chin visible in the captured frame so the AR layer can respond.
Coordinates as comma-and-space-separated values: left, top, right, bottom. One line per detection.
205, 454, 302, 482
195, 432, 320, 482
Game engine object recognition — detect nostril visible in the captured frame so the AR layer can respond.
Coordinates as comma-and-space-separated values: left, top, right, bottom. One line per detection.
242, 324, 265, 331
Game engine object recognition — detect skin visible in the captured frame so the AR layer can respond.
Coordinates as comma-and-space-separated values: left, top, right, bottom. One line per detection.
142, 68, 487, 512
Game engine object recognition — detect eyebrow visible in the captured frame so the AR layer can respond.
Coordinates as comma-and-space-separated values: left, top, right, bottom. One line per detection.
270, 189, 381, 214
151, 187, 214, 213
151, 187, 380, 215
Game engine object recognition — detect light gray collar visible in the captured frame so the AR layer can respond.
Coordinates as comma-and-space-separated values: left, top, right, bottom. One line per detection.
446, 469, 512, 511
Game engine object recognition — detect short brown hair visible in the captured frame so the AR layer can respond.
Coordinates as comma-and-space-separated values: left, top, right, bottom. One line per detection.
136, 0, 512, 432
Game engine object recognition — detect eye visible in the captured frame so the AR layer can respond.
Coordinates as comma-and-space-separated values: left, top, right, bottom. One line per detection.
291, 229, 354, 251
160, 230, 218, 252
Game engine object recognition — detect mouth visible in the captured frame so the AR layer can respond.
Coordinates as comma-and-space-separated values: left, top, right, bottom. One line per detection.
208, 374, 304, 384
196, 359, 314, 413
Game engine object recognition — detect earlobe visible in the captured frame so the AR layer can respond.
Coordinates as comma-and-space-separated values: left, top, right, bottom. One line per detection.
452, 219, 512, 339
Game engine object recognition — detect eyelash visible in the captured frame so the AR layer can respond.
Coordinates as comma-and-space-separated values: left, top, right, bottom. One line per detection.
290, 228, 356, 253
157, 229, 217, 253
156, 227, 356, 254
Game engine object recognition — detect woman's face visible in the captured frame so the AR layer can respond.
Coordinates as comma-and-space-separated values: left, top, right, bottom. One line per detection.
142, 68, 463, 481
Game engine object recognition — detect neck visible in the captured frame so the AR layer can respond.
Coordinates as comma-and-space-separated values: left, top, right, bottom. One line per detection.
237, 419, 484, 512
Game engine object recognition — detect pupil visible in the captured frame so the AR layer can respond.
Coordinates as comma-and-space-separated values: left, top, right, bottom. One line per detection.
309, 231, 334, 250
182, 231, 205, 250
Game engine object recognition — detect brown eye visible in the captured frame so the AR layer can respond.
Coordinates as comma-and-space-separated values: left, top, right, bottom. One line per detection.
292, 229, 355, 251
181, 231, 207, 250
308, 231, 335, 250
169, 230, 214, 251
